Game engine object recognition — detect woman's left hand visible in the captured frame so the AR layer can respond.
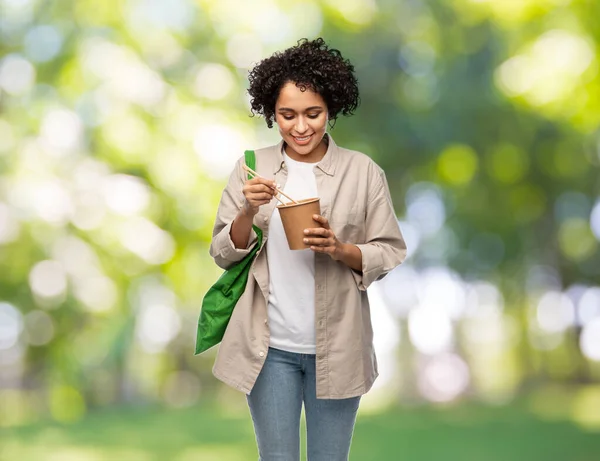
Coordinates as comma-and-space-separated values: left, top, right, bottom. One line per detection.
303, 214, 343, 260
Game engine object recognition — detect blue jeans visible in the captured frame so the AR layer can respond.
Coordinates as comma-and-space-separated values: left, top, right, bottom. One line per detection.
246, 347, 361, 461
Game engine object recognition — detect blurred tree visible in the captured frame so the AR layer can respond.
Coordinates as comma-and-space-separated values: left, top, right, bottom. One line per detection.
0, 0, 599, 426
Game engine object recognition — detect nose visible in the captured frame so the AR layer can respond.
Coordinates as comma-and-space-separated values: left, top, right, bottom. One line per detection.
295, 117, 308, 134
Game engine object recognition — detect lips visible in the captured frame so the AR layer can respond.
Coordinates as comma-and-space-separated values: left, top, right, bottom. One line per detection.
292, 134, 313, 145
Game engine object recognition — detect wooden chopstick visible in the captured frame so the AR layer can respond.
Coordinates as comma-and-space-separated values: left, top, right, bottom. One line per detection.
242, 165, 297, 205
242, 164, 298, 204
242, 165, 286, 205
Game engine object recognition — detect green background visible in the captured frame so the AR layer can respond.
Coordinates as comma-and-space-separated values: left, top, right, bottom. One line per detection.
1, 0, 600, 459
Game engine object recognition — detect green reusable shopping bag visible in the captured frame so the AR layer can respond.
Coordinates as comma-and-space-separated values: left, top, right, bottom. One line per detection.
195, 150, 264, 355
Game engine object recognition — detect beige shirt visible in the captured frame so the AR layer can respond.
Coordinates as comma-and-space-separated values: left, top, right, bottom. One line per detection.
209, 135, 407, 399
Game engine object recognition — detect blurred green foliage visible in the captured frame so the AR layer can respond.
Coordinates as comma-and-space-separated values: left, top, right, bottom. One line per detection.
1, 0, 600, 455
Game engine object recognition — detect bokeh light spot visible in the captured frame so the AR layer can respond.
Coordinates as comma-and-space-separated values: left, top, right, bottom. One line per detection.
405, 182, 446, 237
194, 63, 235, 101
0, 54, 35, 95
571, 386, 600, 430
120, 217, 176, 265
0, 202, 20, 244
50, 386, 86, 422
289, 2, 323, 38
24, 25, 63, 62
580, 318, 600, 362
558, 218, 597, 261
509, 184, 546, 223
40, 108, 84, 154
102, 174, 151, 216
418, 353, 470, 403
29, 260, 68, 299
0, 302, 23, 350
226, 33, 263, 69
0, 118, 16, 154
536, 291, 575, 334
496, 29, 595, 109
23, 310, 55, 346
486, 143, 529, 184
554, 192, 591, 224
578, 287, 600, 326
324, 0, 378, 27
409, 307, 453, 355
437, 144, 478, 186
135, 303, 181, 353
399, 41, 437, 77
73, 276, 118, 313
590, 200, 600, 241
194, 123, 250, 179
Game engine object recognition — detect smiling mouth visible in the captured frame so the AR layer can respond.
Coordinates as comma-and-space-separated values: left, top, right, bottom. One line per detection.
293, 134, 312, 143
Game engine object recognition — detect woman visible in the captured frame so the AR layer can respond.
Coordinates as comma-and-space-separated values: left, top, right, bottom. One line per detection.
209, 38, 406, 460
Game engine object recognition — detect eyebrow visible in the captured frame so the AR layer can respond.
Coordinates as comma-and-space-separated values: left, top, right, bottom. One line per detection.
277, 106, 324, 112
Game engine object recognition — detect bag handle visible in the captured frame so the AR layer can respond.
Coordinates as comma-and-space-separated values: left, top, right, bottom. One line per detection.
243, 150, 262, 239
244, 150, 255, 180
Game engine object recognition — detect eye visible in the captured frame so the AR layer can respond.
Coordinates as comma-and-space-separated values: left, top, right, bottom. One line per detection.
282, 115, 294, 120
307, 114, 320, 119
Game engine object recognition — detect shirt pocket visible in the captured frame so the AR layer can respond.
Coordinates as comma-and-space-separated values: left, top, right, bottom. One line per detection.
329, 207, 365, 244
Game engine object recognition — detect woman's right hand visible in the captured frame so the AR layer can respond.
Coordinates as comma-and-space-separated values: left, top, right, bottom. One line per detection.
242, 177, 277, 216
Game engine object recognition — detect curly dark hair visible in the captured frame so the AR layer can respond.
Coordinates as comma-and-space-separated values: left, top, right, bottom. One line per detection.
247, 38, 360, 128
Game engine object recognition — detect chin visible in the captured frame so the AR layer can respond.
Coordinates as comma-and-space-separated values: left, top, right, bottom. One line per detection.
298, 143, 317, 154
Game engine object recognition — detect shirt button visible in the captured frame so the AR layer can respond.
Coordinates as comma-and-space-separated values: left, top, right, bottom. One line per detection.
264, 319, 268, 325
263, 216, 268, 223
259, 351, 265, 357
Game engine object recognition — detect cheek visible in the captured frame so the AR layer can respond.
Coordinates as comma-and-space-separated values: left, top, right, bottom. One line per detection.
312, 118, 328, 133
275, 116, 292, 133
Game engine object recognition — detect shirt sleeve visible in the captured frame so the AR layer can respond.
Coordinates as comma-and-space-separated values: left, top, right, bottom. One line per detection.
209, 156, 258, 270
351, 167, 407, 291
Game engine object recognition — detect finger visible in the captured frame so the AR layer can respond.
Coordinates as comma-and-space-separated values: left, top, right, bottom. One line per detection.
303, 227, 330, 237
244, 188, 274, 200
303, 237, 331, 246
260, 177, 277, 188
247, 184, 276, 195
246, 177, 272, 185
244, 191, 273, 200
309, 245, 334, 254
249, 192, 275, 201
248, 199, 271, 208
248, 177, 277, 189
245, 183, 274, 192
312, 214, 330, 229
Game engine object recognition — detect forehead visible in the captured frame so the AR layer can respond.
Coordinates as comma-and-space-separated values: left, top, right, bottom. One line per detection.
276, 82, 325, 109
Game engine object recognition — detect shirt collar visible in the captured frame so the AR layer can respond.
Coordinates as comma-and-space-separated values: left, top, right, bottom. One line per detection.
272, 133, 338, 176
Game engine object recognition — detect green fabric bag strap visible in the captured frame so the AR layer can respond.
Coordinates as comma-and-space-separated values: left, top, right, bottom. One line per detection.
244, 150, 262, 237
244, 150, 255, 180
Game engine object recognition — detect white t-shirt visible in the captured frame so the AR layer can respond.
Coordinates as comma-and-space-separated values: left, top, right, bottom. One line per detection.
266, 152, 319, 354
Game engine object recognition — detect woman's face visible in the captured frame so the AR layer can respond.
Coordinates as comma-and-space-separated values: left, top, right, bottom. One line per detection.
274, 81, 329, 163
